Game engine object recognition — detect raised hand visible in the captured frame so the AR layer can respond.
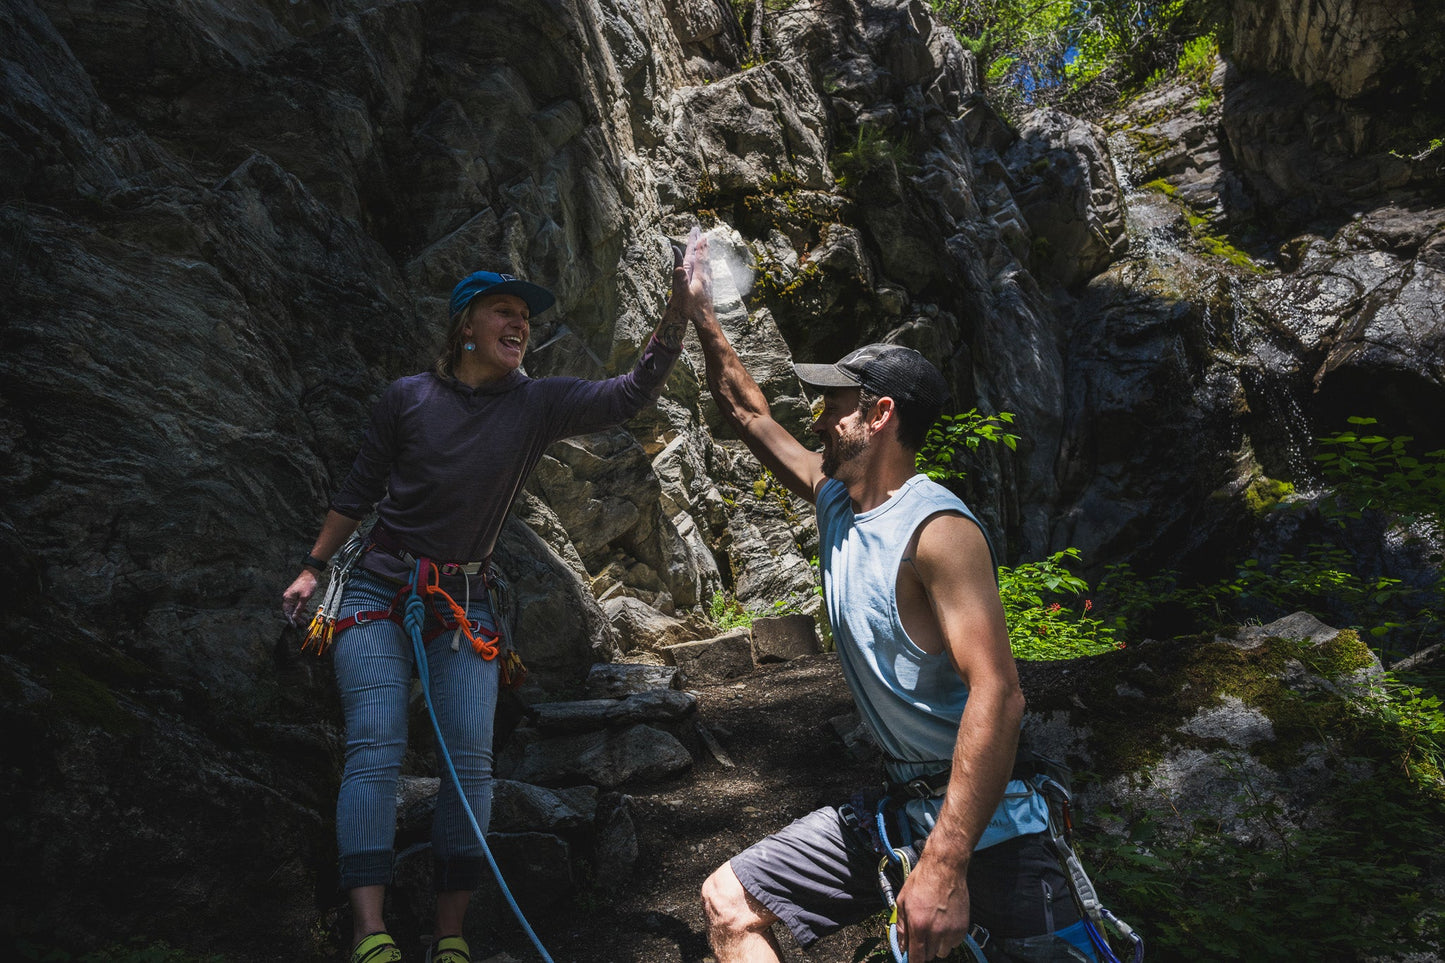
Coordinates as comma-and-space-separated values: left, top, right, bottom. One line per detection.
658, 226, 713, 350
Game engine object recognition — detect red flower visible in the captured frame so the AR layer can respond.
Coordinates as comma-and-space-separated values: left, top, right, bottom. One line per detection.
1084, 599, 1093, 612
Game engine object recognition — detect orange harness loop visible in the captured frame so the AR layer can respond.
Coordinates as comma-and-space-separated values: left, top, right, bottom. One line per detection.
416, 560, 499, 659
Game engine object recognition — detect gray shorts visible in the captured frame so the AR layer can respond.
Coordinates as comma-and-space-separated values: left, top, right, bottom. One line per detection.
729, 805, 1083, 950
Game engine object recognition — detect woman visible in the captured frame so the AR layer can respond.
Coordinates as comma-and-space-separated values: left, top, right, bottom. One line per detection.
282, 231, 712, 963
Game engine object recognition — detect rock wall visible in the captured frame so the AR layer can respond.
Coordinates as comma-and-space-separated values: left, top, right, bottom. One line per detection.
3, 0, 1443, 957
0, 0, 1125, 956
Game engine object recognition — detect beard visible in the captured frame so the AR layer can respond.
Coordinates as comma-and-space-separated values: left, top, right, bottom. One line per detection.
820, 425, 868, 478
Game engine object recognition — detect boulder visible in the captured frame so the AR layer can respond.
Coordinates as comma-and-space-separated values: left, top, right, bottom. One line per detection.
584, 662, 682, 697
505, 724, 694, 788
528, 689, 698, 733
663, 629, 756, 684
751, 615, 821, 663
490, 780, 599, 834
1004, 108, 1128, 288
603, 595, 699, 652
591, 793, 641, 883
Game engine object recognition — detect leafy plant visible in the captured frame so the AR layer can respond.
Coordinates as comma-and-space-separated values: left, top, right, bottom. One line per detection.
709, 590, 760, 630
708, 589, 809, 631
1090, 662, 1445, 959
915, 408, 1018, 483
1313, 416, 1445, 530
832, 124, 913, 190
1176, 31, 1217, 85
1000, 548, 1121, 659
928, 0, 1220, 113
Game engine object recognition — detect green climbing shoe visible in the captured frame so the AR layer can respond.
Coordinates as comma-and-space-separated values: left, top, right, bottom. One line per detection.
351, 932, 402, 963
425, 935, 471, 963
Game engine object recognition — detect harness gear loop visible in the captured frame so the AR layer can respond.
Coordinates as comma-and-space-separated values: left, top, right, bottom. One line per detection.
1024, 754, 1145, 963
318, 557, 504, 658
301, 529, 368, 656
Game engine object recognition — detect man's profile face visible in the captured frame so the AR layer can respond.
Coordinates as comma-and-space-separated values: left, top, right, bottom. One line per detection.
812, 387, 870, 478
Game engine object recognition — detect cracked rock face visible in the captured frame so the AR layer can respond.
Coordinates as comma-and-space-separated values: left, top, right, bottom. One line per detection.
4, 0, 1443, 957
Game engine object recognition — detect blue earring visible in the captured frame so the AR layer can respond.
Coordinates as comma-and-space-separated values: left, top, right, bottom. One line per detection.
463, 341, 476, 352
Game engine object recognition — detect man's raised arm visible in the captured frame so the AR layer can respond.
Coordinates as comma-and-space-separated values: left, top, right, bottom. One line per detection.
688, 241, 824, 502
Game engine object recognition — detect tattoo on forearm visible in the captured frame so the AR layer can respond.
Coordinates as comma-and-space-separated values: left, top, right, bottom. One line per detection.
657, 310, 687, 350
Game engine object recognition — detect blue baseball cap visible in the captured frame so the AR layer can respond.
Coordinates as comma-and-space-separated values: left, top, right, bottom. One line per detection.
449, 271, 555, 319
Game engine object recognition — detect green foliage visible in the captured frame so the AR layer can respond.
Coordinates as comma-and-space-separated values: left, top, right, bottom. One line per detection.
1176, 31, 1218, 85
1000, 548, 1121, 660
929, 0, 1220, 111
1242, 474, 1292, 515
915, 409, 1018, 483
1356, 672, 1445, 790
831, 125, 913, 190
708, 589, 810, 631
1092, 419, 1445, 654
709, 590, 756, 630
1090, 653, 1445, 959
1092, 771, 1442, 958
1314, 416, 1445, 530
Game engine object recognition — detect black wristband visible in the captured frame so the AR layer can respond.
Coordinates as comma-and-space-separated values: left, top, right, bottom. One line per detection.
302, 552, 330, 572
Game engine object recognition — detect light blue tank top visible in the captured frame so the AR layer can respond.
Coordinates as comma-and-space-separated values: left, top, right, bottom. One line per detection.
816, 474, 1049, 848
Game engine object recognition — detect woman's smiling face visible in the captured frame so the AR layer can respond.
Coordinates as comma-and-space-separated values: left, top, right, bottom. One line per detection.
462, 293, 530, 379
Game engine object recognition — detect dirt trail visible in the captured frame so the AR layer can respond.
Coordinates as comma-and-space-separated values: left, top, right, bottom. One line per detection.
518, 652, 884, 963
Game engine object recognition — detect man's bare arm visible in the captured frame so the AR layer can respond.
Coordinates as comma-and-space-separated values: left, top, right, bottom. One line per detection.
688, 272, 824, 502
894, 513, 1023, 961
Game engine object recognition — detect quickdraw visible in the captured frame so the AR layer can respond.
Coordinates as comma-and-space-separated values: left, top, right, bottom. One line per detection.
864, 753, 1143, 963
300, 531, 367, 656
1028, 764, 1144, 963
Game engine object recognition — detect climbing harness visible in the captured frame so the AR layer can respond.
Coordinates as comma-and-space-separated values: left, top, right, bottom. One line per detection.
402, 557, 554, 963
858, 752, 1144, 963
305, 524, 534, 682
324, 562, 501, 656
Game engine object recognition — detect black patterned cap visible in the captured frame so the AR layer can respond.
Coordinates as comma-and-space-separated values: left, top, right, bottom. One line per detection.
795, 343, 950, 408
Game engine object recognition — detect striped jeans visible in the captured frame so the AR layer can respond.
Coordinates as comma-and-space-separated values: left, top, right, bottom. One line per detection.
333, 570, 499, 891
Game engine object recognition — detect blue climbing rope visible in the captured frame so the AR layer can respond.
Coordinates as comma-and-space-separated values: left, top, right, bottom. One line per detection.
405, 560, 555, 963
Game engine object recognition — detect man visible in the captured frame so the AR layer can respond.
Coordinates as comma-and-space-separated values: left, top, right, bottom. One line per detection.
689, 256, 1094, 961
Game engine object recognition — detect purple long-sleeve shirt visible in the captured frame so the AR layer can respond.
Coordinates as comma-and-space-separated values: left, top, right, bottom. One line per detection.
331, 336, 680, 580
